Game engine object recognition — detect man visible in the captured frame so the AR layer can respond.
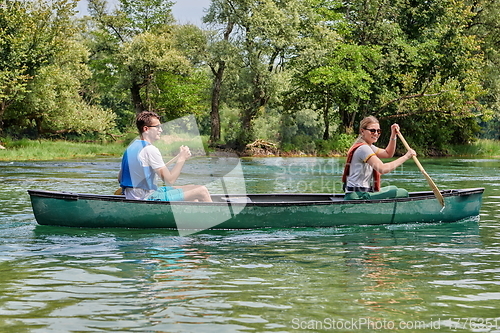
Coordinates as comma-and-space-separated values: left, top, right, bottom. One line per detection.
119, 111, 212, 202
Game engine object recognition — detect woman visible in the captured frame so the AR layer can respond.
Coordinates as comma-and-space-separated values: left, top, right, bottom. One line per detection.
342, 116, 416, 200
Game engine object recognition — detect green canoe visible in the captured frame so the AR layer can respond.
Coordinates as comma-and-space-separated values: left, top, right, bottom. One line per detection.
28, 188, 484, 234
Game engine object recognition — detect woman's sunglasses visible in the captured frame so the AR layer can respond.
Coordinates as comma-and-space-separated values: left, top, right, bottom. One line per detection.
364, 128, 381, 134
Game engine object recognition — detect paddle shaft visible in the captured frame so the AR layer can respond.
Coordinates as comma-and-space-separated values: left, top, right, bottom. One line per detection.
397, 132, 445, 207
164, 154, 180, 166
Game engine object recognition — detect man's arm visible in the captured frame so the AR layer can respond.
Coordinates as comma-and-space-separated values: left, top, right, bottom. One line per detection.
155, 146, 191, 184
155, 159, 185, 184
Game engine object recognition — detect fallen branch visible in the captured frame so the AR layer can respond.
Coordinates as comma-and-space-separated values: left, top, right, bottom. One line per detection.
246, 139, 277, 149
245, 139, 279, 156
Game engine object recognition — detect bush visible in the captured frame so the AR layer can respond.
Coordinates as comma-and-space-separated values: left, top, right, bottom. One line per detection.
253, 109, 281, 143
315, 134, 356, 155
1, 137, 32, 149
220, 107, 243, 145
451, 139, 500, 156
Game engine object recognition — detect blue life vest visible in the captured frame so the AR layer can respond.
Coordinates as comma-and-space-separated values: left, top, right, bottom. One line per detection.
119, 140, 157, 191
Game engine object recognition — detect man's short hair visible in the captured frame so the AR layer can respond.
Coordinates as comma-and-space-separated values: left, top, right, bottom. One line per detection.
136, 111, 160, 134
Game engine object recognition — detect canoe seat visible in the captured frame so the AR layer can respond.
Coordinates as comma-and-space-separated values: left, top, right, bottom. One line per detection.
222, 196, 253, 203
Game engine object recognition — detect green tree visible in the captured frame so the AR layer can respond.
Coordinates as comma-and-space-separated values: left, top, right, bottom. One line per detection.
378, 0, 486, 148
0, 0, 76, 131
467, 0, 500, 139
1, 0, 114, 135
298, 43, 381, 135
88, 0, 174, 41
87, 0, 185, 116
121, 30, 191, 113
80, 14, 131, 129
87, 0, 209, 124
205, 0, 333, 146
200, 3, 237, 144
16, 40, 116, 135
311, 0, 487, 150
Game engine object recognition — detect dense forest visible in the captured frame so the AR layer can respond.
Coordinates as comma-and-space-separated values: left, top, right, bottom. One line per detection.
1, 0, 500, 155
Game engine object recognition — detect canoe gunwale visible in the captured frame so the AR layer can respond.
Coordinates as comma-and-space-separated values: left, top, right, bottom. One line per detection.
27, 188, 485, 207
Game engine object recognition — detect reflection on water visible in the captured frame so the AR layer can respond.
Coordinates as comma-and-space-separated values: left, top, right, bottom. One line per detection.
0, 157, 499, 332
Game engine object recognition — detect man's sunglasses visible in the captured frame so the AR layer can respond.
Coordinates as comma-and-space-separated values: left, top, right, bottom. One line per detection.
147, 124, 162, 128
364, 128, 381, 134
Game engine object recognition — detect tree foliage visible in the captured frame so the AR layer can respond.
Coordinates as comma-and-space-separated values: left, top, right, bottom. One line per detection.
18, 40, 115, 135
0, 0, 76, 128
0, 0, 114, 135
1, 0, 499, 154
204, 0, 339, 146
284, 0, 487, 152
87, 0, 207, 124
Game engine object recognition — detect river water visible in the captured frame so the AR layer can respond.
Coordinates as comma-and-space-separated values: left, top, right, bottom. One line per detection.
0, 157, 499, 332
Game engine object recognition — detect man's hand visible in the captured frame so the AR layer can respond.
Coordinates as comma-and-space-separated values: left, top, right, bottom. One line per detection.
178, 145, 191, 161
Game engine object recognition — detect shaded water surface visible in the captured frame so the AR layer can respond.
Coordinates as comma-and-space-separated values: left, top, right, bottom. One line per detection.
0, 157, 499, 332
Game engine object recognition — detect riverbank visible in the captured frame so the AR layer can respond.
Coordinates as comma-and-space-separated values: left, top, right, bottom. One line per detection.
0, 138, 499, 161
0, 139, 125, 161
450, 139, 500, 157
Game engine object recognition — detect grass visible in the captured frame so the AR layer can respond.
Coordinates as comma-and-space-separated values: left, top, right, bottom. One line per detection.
0, 139, 126, 161
451, 139, 500, 157
0, 135, 212, 161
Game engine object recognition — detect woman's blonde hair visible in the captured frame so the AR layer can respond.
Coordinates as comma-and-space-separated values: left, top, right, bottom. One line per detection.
355, 116, 379, 144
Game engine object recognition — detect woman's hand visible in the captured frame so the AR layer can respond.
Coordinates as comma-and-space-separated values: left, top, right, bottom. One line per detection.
405, 149, 417, 159
390, 123, 400, 138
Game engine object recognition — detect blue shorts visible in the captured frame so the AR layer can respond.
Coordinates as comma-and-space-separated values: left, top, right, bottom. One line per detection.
147, 186, 185, 202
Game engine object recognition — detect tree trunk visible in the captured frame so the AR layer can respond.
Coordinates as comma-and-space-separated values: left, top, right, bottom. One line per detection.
131, 82, 145, 113
239, 85, 268, 147
241, 107, 254, 137
209, 21, 234, 145
238, 106, 255, 149
322, 95, 331, 140
210, 63, 224, 144
340, 107, 357, 134
35, 117, 44, 138
0, 101, 5, 132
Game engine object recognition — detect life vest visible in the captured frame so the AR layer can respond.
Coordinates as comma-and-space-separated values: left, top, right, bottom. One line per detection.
342, 142, 381, 192
119, 140, 157, 191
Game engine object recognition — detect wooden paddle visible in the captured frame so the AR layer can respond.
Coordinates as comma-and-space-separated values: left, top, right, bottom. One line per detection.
114, 155, 180, 195
397, 132, 445, 207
